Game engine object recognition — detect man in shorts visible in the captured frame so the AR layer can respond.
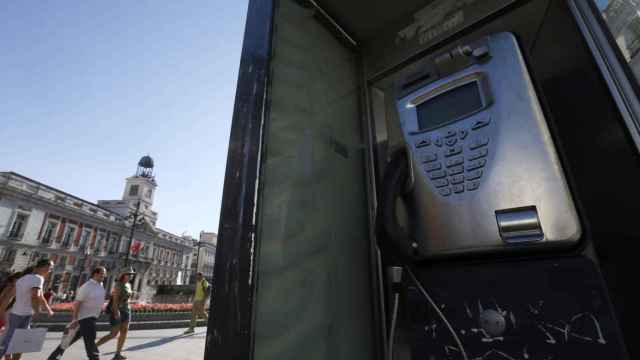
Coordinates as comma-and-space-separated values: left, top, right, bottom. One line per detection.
184, 272, 209, 334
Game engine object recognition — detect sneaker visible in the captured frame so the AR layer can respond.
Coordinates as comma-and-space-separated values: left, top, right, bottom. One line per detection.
113, 353, 127, 360
184, 328, 195, 334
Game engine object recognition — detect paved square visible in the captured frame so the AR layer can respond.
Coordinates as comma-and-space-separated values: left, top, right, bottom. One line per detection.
20, 327, 207, 360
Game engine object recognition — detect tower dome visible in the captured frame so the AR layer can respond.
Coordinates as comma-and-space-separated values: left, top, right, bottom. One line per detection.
136, 155, 154, 178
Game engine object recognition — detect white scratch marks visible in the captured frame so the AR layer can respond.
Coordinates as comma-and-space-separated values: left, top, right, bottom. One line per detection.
424, 321, 437, 339
492, 299, 506, 316
479, 349, 517, 360
471, 328, 503, 343
465, 301, 473, 319
445, 345, 460, 353
545, 322, 570, 342
537, 324, 557, 344
570, 313, 606, 344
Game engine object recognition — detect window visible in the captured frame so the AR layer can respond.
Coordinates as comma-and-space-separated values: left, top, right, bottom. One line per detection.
41, 220, 59, 244
8, 212, 29, 239
62, 226, 77, 248
109, 235, 120, 254
129, 185, 139, 196
579, 0, 640, 151
3, 249, 17, 263
79, 228, 92, 249
145, 188, 152, 199
96, 231, 106, 255
601, 1, 640, 64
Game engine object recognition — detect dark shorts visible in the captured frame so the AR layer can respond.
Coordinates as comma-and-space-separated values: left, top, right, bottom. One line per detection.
109, 309, 131, 327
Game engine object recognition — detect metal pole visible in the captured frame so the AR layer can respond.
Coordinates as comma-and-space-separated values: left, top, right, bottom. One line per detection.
195, 242, 201, 278
124, 200, 141, 268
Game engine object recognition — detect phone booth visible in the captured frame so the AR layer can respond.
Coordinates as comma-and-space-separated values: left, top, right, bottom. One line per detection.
207, 1, 639, 359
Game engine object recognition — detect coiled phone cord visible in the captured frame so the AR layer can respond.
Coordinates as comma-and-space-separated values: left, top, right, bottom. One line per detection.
381, 149, 468, 360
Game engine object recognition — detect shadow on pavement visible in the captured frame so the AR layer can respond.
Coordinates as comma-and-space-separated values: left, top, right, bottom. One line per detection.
102, 331, 206, 354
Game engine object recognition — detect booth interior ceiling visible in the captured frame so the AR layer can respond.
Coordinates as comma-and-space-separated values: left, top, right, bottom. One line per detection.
252, 0, 374, 359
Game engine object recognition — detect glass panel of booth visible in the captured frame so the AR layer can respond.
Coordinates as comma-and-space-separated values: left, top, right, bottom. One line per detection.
252, 0, 375, 359
596, 0, 640, 81
578, 0, 640, 151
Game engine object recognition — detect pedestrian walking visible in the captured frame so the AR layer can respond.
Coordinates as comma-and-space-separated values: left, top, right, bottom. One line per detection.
96, 267, 134, 360
43, 289, 55, 305
0, 271, 24, 360
0, 272, 22, 331
47, 266, 107, 360
184, 272, 210, 335
0, 259, 55, 360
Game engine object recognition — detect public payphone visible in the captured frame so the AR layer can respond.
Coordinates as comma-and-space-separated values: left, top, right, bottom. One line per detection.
211, 1, 639, 359
382, 32, 581, 259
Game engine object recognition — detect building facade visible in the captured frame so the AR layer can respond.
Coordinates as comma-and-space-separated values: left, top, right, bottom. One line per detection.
0, 156, 195, 301
191, 231, 216, 282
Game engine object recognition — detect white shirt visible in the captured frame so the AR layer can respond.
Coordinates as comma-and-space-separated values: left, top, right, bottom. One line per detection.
75, 279, 106, 320
11, 274, 44, 316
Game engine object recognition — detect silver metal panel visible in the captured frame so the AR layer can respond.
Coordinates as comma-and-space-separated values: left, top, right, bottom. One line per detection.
395, 32, 581, 257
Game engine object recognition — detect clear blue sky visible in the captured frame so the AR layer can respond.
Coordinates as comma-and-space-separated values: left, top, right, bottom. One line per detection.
0, 2, 248, 236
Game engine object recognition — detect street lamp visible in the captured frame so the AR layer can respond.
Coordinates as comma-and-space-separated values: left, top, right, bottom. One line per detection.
124, 200, 144, 269
191, 240, 205, 284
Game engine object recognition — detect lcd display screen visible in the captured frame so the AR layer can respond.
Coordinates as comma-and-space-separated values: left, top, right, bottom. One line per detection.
416, 81, 483, 130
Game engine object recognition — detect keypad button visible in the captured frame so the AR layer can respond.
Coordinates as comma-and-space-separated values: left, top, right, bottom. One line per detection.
467, 169, 483, 180
424, 162, 442, 172
416, 139, 431, 148
466, 181, 480, 191
467, 159, 487, 171
439, 188, 452, 196
469, 137, 489, 150
471, 117, 491, 130
433, 179, 449, 188
445, 156, 464, 168
447, 165, 464, 176
429, 170, 447, 180
445, 129, 457, 138
458, 129, 468, 140
451, 175, 465, 184
445, 145, 463, 157
468, 148, 488, 160
422, 153, 438, 163
453, 184, 465, 193
434, 137, 444, 147
445, 137, 458, 146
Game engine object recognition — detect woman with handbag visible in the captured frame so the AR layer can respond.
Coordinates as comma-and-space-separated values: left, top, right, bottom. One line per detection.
96, 267, 134, 360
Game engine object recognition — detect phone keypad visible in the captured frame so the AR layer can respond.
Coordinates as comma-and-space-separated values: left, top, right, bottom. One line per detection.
424, 162, 442, 172
417, 119, 491, 197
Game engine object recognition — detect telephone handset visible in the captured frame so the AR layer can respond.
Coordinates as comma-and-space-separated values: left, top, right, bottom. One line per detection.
380, 33, 581, 259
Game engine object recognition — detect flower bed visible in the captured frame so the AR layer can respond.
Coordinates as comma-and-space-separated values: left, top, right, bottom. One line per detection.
51, 302, 193, 313
131, 303, 192, 313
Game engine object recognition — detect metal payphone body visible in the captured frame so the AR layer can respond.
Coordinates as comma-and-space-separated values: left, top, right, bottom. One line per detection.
396, 33, 581, 257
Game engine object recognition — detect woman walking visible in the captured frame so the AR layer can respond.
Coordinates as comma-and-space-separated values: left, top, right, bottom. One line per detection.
0, 271, 24, 360
0, 260, 54, 360
96, 267, 134, 360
